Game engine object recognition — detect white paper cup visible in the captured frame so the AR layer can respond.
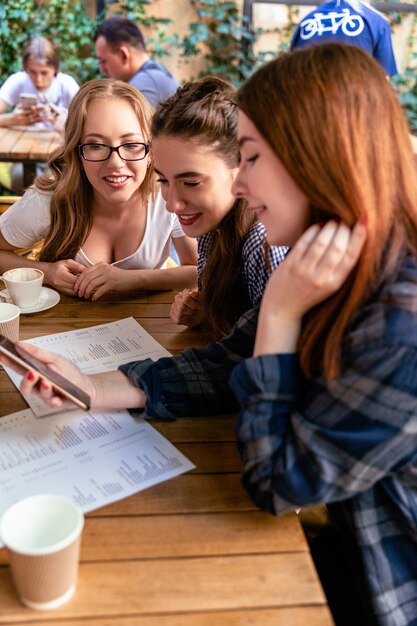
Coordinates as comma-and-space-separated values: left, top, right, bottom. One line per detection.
0, 494, 84, 610
0, 302, 20, 341
0, 268, 44, 309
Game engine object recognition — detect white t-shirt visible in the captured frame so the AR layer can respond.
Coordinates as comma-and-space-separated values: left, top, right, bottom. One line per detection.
0, 71, 79, 109
0, 188, 185, 269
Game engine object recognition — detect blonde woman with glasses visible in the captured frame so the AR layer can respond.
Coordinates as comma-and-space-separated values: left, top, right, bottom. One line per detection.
0, 79, 197, 298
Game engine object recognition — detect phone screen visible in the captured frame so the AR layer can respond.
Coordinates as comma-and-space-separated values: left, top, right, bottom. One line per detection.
19, 94, 38, 108
0, 335, 90, 410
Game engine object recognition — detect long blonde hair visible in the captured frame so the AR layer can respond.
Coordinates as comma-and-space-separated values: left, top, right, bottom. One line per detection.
236, 43, 417, 379
37, 78, 155, 262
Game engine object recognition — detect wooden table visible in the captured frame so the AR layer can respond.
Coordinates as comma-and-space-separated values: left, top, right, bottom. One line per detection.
0, 290, 334, 625
0, 127, 61, 188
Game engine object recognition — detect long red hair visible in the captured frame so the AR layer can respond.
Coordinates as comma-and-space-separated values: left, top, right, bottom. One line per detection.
236, 43, 417, 379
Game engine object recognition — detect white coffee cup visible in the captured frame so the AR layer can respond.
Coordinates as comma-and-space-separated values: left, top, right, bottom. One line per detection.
0, 268, 44, 309
0, 494, 84, 610
0, 302, 20, 341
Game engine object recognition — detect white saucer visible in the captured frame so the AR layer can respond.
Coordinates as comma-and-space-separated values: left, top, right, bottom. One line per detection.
0, 287, 60, 314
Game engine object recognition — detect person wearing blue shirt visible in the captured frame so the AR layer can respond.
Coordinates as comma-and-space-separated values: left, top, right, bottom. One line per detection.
94, 16, 179, 109
5, 44, 417, 625
291, 0, 397, 75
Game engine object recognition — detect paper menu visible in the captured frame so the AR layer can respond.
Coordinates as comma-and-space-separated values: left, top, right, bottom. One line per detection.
5, 317, 171, 417
28, 316, 171, 373
0, 407, 195, 548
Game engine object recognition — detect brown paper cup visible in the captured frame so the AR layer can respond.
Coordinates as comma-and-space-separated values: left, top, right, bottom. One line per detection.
0, 303, 20, 342
0, 494, 84, 610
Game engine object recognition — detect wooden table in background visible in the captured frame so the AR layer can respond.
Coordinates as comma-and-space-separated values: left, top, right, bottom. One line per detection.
0, 290, 334, 626
0, 127, 61, 188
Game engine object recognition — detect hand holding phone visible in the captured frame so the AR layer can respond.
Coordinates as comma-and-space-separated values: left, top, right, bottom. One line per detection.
19, 93, 38, 109
0, 335, 90, 410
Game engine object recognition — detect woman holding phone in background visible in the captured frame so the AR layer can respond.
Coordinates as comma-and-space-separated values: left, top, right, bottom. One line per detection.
4, 44, 417, 624
0, 36, 79, 192
0, 36, 79, 130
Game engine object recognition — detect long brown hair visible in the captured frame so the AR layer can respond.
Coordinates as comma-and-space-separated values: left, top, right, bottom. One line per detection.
236, 43, 417, 379
37, 78, 155, 262
151, 76, 255, 340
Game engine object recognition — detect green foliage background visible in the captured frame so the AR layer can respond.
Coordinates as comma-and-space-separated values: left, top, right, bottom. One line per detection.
0, 0, 416, 132
0, 0, 99, 84
392, 53, 417, 133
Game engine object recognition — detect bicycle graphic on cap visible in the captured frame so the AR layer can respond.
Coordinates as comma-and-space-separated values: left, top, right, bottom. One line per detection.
299, 8, 364, 40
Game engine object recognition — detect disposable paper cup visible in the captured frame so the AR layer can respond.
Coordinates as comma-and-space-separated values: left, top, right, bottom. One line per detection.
0, 494, 84, 610
0, 302, 20, 341
0, 268, 44, 309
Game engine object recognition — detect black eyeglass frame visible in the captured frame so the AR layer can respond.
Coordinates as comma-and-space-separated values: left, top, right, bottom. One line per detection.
78, 142, 150, 162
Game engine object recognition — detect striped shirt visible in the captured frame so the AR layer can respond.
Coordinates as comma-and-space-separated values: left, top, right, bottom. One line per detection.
197, 221, 288, 306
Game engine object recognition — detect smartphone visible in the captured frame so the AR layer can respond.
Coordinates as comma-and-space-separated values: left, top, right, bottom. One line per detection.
0, 335, 90, 410
19, 93, 38, 109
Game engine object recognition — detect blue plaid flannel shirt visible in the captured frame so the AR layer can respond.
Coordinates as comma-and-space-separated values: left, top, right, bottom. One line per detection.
197, 221, 288, 305
120, 254, 417, 626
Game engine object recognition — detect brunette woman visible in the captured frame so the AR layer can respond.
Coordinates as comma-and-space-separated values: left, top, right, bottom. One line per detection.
151, 76, 287, 341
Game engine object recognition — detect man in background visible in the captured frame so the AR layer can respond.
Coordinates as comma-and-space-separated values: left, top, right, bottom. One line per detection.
291, 0, 397, 76
94, 15, 179, 109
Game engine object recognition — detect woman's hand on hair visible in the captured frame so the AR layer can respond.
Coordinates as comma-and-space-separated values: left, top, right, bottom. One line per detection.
44, 259, 87, 296
254, 219, 367, 356
170, 289, 201, 326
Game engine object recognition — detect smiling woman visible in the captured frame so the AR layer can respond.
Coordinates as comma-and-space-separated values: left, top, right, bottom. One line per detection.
0, 79, 197, 299
151, 76, 287, 341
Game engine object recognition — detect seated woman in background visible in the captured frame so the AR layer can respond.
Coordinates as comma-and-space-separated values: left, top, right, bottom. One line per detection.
0, 35, 79, 131
7, 44, 417, 626
0, 78, 197, 297
151, 76, 287, 341
0, 36, 79, 193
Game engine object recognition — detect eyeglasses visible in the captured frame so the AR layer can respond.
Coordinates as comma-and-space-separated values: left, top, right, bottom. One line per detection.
78, 142, 150, 162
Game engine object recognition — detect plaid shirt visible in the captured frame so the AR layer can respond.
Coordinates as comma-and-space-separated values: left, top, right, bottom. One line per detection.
120, 254, 417, 626
197, 221, 288, 305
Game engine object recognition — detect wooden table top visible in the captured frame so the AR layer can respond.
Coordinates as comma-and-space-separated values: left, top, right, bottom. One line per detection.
0, 126, 61, 164
0, 290, 334, 625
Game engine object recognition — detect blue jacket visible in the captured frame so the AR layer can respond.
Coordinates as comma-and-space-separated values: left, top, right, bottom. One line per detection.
291, 0, 397, 76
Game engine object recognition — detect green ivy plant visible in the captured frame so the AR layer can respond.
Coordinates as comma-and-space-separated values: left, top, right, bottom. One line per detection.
0, 0, 415, 131
181, 0, 274, 86
0, 0, 178, 86
105, 0, 180, 60
392, 58, 417, 134
390, 12, 417, 134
